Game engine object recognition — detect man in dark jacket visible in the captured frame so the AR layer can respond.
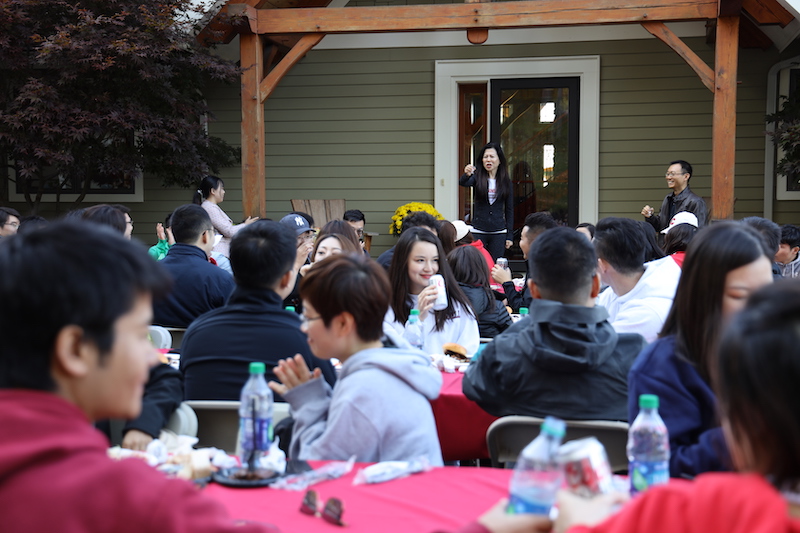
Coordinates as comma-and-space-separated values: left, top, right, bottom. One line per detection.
464, 227, 646, 421
180, 220, 336, 401
153, 204, 235, 328
490, 212, 557, 312
641, 160, 708, 232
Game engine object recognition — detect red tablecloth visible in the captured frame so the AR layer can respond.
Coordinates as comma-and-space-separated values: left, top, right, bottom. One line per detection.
206, 464, 512, 533
430, 372, 499, 462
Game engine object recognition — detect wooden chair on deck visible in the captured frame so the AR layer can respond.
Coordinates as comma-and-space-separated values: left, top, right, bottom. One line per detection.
290, 199, 346, 229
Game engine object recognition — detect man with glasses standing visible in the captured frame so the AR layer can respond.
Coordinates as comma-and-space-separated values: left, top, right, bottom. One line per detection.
0, 207, 21, 238
642, 160, 708, 232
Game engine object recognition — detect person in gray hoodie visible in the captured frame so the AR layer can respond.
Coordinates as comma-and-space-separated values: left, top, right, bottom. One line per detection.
463, 227, 646, 421
269, 253, 444, 465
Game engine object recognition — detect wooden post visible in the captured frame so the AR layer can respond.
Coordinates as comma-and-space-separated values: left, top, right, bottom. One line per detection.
240, 33, 266, 218
711, 15, 739, 220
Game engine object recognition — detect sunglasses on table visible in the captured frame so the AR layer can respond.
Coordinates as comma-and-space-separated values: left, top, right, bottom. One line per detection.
300, 489, 346, 526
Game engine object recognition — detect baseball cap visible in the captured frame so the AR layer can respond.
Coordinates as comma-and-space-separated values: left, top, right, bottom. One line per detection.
452, 220, 475, 242
280, 214, 312, 236
662, 211, 699, 234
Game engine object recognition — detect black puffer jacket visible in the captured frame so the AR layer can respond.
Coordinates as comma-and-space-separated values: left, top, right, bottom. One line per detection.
458, 283, 512, 338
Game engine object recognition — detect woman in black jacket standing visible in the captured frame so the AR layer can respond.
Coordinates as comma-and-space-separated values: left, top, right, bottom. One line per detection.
459, 142, 514, 260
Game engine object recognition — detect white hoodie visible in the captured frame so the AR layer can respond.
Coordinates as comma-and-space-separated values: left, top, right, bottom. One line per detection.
597, 256, 682, 343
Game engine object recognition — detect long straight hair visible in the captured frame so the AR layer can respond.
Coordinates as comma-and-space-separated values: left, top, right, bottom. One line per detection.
661, 221, 770, 381
447, 245, 494, 303
388, 227, 475, 331
473, 142, 511, 201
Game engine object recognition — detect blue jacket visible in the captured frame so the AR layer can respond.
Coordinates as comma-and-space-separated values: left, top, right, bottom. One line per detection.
153, 243, 235, 328
180, 286, 336, 401
628, 335, 731, 478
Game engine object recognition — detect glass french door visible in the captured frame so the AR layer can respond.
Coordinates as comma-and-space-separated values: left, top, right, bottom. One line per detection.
459, 77, 579, 258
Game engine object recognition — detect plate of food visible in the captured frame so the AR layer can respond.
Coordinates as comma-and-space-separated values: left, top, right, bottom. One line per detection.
431, 343, 472, 373
211, 467, 282, 488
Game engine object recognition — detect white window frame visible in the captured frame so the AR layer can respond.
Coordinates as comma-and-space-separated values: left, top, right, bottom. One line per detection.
434, 56, 600, 223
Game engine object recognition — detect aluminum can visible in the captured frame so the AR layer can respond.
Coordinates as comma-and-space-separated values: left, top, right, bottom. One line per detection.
429, 274, 449, 311
558, 437, 614, 497
496, 257, 509, 270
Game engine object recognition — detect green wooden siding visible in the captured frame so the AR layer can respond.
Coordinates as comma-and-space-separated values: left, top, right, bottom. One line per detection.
7, 34, 797, 253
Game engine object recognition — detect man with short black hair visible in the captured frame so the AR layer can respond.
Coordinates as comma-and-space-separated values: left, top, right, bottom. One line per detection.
0, 221, 269, 532
742, 216, 783, 278
153, 204, 235, 328
595, 217, 681, 342
376, 211, 440, 270
776, 224, 800, 278
180, 220, 336, 401
491, 211, 558, 312
642, 160, 708, 232
0, 206, 21, 238
343, 208, 370, 255
464, 227, 646, 420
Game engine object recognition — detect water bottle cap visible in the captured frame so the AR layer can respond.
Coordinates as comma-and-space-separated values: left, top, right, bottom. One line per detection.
410, 309, 420, 316
285, 306, 296, 312
639, 394, 659, 409
249, 362, 266, 374
519, 307, 529, 315
541, 416, 566, 438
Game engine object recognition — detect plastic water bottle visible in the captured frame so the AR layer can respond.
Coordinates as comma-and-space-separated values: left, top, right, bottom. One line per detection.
236, 362, 274, 468
404, 309, 424, 351
519, 307, 529, 317
627, 394, 670, 495
507, 416, 566, 515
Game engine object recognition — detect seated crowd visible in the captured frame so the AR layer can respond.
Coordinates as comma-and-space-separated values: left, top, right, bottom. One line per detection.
3, 196, 800, 533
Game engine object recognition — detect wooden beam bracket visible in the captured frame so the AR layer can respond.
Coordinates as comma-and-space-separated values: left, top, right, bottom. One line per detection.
259, 34, 325, 102
641, 21, 715, 92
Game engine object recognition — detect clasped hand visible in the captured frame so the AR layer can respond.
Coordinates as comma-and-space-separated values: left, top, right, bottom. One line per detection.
268, 354, 322, 397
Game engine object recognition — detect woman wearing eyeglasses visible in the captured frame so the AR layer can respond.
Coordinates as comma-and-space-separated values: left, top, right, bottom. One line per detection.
269, 253, 444, 465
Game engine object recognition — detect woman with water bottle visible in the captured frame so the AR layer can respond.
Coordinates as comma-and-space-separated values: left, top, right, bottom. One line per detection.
626, 221, 773, 479
550, 280, 800, 532
383, 227, 479, 355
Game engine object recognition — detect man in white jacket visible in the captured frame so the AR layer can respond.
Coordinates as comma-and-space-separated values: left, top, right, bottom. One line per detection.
268, 254, 444, 465
595, 217, 681, 343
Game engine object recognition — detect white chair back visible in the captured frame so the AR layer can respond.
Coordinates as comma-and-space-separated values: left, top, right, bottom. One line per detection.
148, 325, 172, 349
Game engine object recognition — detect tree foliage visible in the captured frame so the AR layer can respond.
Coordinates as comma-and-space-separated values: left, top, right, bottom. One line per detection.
767, 88, 800, 187
0, 0, 241, 211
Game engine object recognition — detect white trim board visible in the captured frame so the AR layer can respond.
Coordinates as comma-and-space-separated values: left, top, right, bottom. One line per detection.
434, 56, 600, 223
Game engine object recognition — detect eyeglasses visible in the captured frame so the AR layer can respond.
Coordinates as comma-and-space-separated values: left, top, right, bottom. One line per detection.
3, 222, 20, 228
665, 171, 687, 177
301, 314, 323, 328
300, 490, 345, 526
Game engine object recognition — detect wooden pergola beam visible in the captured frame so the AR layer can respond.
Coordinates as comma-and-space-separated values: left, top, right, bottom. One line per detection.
228, 0, 718, 34
641, 21, 715, 92
259, 34, 325, 102
712, 15, 740, 220
240, 33, 266, 218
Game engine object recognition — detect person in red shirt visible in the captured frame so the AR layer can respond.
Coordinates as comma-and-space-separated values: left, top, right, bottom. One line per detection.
0, 221, 269, 533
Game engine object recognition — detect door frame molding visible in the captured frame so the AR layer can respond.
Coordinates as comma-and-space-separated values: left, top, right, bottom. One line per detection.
435, 56, 600, 224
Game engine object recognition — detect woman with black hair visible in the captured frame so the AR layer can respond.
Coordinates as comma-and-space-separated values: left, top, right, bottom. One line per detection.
384, 227, 479, 355
193, 175, 257, 258
551, 279, 800, 533
460, 142, 514, 260
627, 221, 773, 479
447, 245, 511, 338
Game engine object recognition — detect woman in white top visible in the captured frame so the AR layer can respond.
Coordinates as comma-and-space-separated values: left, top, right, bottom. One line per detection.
384, 227, 479, 355
192, 176, 257, 258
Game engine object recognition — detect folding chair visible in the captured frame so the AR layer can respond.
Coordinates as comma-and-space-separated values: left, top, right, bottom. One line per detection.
486, 415, 629, 471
